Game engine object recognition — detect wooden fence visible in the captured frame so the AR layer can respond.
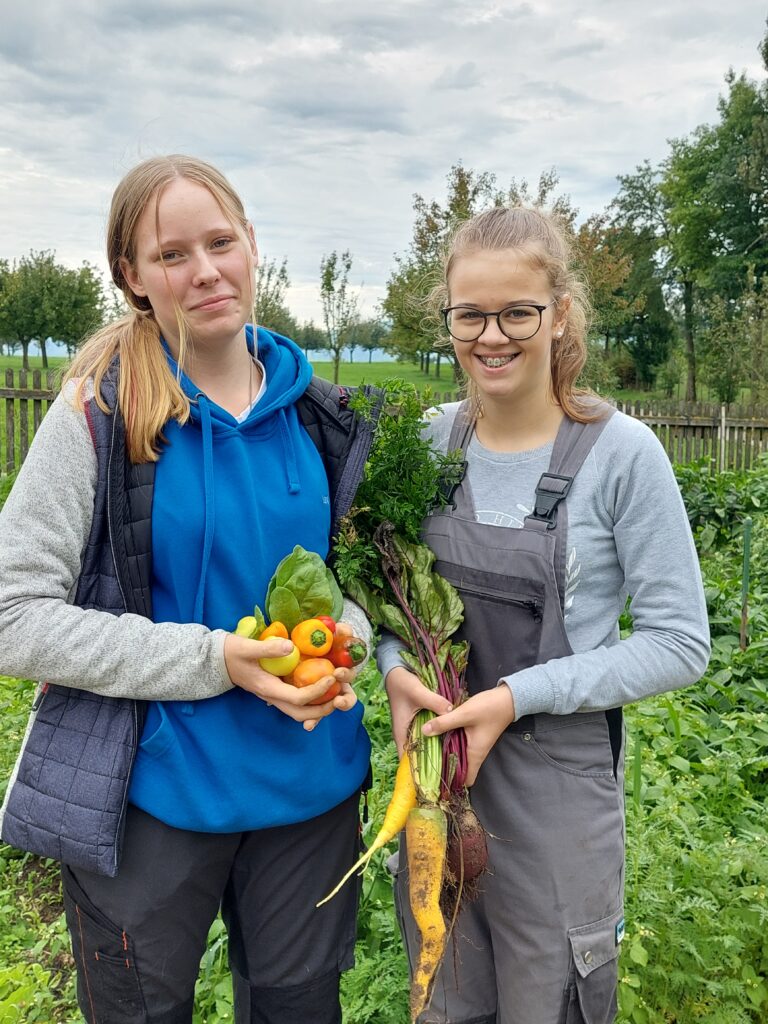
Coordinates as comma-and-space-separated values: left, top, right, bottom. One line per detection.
2, 370, 768, 476
1, 370, 60, 475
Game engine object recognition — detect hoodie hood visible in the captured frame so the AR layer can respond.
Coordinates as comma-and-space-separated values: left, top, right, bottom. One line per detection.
163, 324, 313, 432
157, 326, 320, 624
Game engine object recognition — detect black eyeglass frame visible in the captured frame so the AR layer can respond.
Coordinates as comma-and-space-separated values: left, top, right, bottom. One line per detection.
441, 299, 558, 342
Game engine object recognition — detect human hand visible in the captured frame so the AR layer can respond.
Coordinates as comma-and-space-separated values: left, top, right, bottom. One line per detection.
384, 666, 454, 757
422, 685, 516, 785
224, 633, 351, 728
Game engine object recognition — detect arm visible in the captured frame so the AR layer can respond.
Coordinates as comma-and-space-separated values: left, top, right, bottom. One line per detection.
501, 423, 710, 719
0, 391, 329, 710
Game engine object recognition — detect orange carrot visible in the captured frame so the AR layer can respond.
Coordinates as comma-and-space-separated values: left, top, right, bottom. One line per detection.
317, 751, 417, 907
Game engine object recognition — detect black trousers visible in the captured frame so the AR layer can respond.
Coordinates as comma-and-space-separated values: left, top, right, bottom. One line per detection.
62, 793, 362, 1024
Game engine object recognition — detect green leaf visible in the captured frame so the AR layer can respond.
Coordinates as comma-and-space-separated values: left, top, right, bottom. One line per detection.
266, 546, 334, 623
325, 568, 345, 621
379, 604, 412, 642
668, 755, 691, 773
629, 941, 648, 966
251, 606, 266, 636
267, 587, 302, 634
345, 578, 384, 626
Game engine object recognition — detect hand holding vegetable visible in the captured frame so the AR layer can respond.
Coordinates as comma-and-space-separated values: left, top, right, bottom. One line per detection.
422, 685, 516, 786
223, 634, 342, 725
385, 666, 453, 758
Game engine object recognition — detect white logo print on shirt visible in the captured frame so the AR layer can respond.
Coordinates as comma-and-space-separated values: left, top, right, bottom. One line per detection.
564, 547, 580, 619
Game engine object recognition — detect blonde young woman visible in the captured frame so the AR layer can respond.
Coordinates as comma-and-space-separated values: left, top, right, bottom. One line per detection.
0, 155, 378, 1024
378, 207, 710, 1024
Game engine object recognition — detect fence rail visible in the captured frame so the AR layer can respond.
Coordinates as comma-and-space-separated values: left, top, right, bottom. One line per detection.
2, 371, 768, 476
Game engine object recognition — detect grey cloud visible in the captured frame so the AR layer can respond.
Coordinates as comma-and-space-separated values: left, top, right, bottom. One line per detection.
433, 62, 483, 91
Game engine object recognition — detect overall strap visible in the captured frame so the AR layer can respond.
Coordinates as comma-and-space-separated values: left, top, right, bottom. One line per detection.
439, 401, 475, 514
524, 402, 616, 608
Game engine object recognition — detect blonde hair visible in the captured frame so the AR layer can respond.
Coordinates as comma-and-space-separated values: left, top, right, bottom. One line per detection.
438, 206, 599, 422
64, 155, 255, 462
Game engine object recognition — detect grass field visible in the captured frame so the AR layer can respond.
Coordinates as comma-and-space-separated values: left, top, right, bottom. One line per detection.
0, 353, 460, 397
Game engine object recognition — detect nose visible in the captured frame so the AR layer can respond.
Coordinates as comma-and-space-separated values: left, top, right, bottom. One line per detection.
476, 315, 506, 344
192, 250, 221, 287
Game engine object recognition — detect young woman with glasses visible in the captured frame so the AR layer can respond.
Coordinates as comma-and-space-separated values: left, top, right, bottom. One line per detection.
378, 206, 710, 1024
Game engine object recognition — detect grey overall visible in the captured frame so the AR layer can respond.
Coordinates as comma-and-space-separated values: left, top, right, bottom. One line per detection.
393, 404, 626, 1024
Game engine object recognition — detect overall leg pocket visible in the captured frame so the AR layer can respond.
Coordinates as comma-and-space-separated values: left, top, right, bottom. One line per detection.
564, 907, 624, 1024
62, 865, 147, 1024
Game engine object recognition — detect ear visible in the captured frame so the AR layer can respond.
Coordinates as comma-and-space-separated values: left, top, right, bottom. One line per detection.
554, 293, 572, 337
247, 223, 258, 264
119, 256, 147, 298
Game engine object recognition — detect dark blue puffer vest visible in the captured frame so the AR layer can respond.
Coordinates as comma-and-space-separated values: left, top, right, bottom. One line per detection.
1, 374, 381, 876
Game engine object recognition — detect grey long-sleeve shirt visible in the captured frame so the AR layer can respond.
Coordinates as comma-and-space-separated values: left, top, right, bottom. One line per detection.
0, 386, 371, 700
377, 403, 710, 718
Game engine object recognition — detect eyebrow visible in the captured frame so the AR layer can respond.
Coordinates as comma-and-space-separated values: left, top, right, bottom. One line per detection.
451, 298, 543, 307
155, 226, 236, 248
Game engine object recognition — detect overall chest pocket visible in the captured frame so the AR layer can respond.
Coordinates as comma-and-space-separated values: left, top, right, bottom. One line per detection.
437, 561, 545, 693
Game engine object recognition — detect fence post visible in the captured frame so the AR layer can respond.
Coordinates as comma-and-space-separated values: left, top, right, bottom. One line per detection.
719, 404, 726, 471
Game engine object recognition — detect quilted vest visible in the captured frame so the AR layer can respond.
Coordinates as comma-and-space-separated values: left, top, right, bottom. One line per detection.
0, 375, 381, 876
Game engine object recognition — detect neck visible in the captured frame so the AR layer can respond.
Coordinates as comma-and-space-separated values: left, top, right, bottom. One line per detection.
474, 393, 564, 452
167, 329, 259, 415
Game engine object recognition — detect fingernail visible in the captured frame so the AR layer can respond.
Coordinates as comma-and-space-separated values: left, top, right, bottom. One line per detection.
422, 724, 433, 735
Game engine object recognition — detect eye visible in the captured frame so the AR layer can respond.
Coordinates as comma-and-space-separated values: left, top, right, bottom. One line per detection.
211, 237, 234, 250
160, 251, 181, 263
501, 305, 537, 320
454, 308, 483, 321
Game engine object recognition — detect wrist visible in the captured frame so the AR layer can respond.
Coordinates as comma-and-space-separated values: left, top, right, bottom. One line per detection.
496, 681, 516, 724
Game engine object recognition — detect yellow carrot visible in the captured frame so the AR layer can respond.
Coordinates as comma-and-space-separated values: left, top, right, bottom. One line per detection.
316, 750, 417, 907
407, 804, 448, 1022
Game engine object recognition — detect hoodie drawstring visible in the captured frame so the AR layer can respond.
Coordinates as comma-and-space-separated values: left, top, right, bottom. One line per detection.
279, 408, 301, 495
193, 393, 216, 624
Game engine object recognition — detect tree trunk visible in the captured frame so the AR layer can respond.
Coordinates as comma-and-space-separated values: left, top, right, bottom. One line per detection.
40, 337, 48, 369
333, 349, 341, 384
21, 339, 30, 371
368, 350, 373, 363
425, 351, 431, 374
683, 279, 696, 402
435, 352, 441, 378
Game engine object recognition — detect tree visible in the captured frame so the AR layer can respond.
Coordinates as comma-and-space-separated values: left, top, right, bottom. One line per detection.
293, 320, 327, 357
0, 251, 106, 369
346, 318, 390, 363
254, 256, 297, 338
612, 161, 704, 400
319, 250, 359, 383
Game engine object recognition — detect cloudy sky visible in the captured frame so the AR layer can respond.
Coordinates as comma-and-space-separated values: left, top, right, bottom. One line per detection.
0, 0, 765, 324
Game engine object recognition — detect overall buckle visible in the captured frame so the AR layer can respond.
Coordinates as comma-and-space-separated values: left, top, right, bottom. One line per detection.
529, 473, 572, 529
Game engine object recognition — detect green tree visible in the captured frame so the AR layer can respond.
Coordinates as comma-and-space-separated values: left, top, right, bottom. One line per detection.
254, 256, 297, 338
319, 250, 359, 383
294, 320, 327, 357
0, 251, 105, 369
346, 317, 390, 363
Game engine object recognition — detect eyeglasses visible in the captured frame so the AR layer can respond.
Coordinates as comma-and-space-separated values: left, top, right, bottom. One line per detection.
441, 300, 557, 343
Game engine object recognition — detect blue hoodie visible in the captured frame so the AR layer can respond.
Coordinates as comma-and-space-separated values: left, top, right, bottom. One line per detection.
128, 326, 370, 831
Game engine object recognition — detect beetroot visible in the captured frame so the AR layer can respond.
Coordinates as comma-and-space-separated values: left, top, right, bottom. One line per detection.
445, 800, 487, 886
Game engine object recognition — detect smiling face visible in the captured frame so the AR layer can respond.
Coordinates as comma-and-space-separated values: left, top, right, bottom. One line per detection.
120, 176, 257, 355
447, 247, 567, 413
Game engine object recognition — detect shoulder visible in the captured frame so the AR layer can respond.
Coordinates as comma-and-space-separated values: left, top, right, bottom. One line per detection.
595, 408, 670, 463
421, 401, 463, 451
590, 408, 680, 517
